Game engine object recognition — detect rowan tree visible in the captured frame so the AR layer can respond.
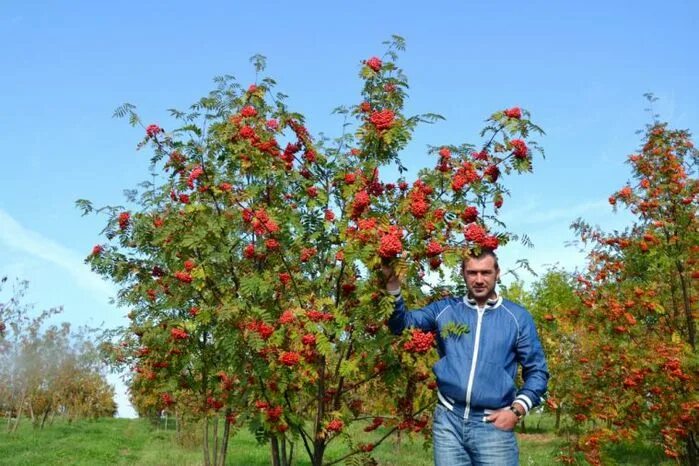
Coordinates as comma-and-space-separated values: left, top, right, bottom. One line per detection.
84, 37, 543, 466
561, 109, 699, 464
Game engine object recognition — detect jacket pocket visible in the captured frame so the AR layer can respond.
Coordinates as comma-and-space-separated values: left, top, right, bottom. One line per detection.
471, 360, 516, 409
433, 353, 470, 402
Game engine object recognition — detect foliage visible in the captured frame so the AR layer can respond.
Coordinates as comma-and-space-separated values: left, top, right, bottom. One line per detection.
556, 112, 699, 464
439, 322, 471, 339
521, 270, 585, 435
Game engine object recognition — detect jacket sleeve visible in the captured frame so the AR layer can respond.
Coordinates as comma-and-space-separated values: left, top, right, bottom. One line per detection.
387, 293, 442, 334
514, 312, 549, 413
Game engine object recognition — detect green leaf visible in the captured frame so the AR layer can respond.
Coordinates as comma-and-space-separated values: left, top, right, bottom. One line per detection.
339, 359, 359, 378
440, 322, 470, 339
75, 199, 94, 216
175, 124, 203, 137
315, 332, 332, 357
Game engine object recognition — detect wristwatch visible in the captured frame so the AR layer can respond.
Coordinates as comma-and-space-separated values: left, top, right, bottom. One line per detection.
509, 404, 524, 420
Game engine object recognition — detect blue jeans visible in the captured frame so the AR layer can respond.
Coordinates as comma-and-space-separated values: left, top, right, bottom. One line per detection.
433, 404, 519, 466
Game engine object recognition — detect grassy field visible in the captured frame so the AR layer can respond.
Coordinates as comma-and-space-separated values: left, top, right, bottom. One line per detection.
0, 413, 675, 465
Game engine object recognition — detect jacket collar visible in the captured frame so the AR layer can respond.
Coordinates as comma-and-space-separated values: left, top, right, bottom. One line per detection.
463, 293, 502, 310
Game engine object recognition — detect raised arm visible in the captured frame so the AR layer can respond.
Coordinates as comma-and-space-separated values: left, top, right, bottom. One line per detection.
382, 263, 440, 334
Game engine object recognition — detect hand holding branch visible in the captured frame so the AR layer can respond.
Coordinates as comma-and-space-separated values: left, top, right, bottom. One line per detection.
381, 261, 402, 294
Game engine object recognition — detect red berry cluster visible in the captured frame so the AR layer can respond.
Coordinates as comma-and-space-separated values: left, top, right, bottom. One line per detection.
171, 328, 189, 340
326, 418, 344, 433
279, 351, 301, 367
363, 417, 384, 432
403, 329, 435, 354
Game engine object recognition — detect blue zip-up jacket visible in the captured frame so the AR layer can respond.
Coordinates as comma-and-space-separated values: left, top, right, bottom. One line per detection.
388, 293, 549, 420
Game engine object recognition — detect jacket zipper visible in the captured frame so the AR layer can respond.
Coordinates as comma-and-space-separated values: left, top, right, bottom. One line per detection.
464, 307, 485, 419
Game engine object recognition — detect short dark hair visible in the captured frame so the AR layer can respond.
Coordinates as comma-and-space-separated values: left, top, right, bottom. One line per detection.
462, 248, 499, 271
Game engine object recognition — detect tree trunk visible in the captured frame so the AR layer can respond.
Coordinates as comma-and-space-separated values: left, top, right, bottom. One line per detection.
675, 262, 696, 350
687, 434, 698, 466
281, 435, 294, 466
312, 357, 327, 466
668, 273, 680, 324
312, 444, 326, 466
268, 434, 295, 466
201, 342, 211, 466
218, 415, 232, 466
555, 409, 561, 431
203, 418, 211, 466
213, 416, 219, 466
11, 396, 25, 433
40, 409, 50, 429
270, 437, 281, 466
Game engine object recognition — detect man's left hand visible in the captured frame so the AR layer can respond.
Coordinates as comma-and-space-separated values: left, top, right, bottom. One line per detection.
485, 409, 518, 431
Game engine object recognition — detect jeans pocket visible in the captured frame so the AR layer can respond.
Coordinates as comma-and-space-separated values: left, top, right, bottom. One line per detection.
472, 421, 519, 465
433, 403, 446, 422
493, 425, 514, 432
490, 421, 515, 433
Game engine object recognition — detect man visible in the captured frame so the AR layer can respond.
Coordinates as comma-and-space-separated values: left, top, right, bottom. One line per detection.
383, 249, 548, 466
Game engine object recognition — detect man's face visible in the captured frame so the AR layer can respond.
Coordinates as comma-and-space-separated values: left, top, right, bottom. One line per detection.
463, 255, 499, 304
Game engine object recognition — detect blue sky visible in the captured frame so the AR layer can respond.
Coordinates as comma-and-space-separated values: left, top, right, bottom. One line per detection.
1, 1, 697, 416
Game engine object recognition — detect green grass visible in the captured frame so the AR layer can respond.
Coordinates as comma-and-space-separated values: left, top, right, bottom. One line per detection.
0, 413, 677, 465
0, 418, 160, 465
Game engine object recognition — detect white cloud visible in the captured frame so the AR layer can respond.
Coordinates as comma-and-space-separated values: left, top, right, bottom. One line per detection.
0, 209, 114, 299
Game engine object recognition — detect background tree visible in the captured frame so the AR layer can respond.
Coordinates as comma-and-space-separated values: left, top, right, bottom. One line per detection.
561, 107, 699, 464
0, 278, 116, 433
500, 270, 584, 435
